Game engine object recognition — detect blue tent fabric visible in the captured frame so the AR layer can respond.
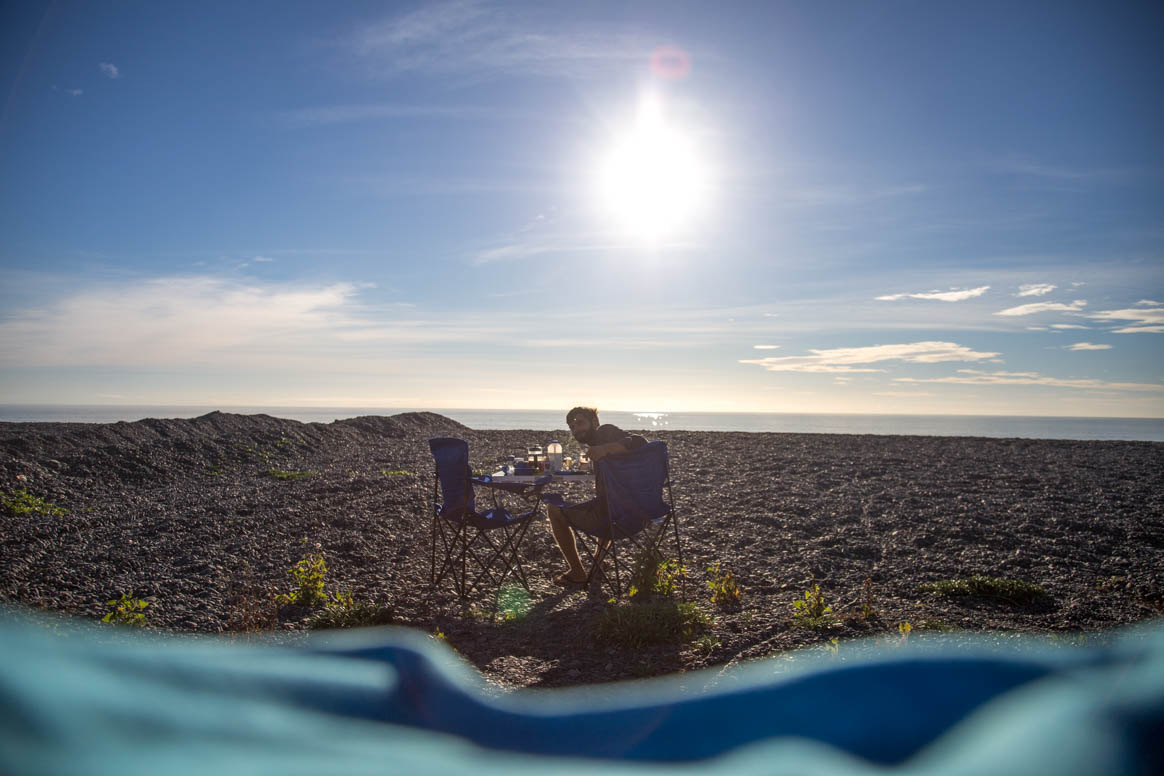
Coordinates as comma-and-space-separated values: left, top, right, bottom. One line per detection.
2, 609, 1162, 775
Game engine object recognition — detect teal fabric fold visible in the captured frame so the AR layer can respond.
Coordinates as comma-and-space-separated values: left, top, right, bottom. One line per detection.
2, 609, 1161, 775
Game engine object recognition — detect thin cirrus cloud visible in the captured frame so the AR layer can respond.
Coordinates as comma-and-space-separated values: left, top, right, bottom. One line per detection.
875, 285, 990, 302
1089, 304, 1164, 334
896, 370, 1163, 393
740, 341, 1000, 374
277, 103, 498, 127
350, 0, 649, 80
1066, 342, 1111, 351
995, 300, 1087, 316
1017, 283, 1057, 297
99, 62, 120, 79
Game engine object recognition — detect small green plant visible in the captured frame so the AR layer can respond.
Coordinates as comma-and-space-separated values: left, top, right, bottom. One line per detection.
918, 576, 1046, 605
627, 548, 686, 599
3, 489, 67, 516
693, 633, 721, 656
706, 562, 742, 609
595, 599, 710, 648
381, 469, 413, 477
275, 553, 329, 606
792, 583, 834, 628
430, 628, 460, 654
860, 576, 879, 620
262, 469, 315, 481
898, 621, 912, 643
102, 594, 149, 627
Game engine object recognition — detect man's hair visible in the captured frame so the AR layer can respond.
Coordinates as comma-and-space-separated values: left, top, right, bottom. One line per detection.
566, 406, 599, 427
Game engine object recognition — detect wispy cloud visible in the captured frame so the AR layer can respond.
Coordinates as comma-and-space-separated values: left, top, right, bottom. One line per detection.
2, 276, 762, 371
896, 370, 1163, 393
1051, 324, 1089, 330
876, 285, 990, 302
1065, 342, 1111, 351
995, 300, 1087, 316
1088, 306, 1164, 334
99, 62, 120, 79
776, 183, 927, 207
989, 155, 1141, 186
278, 103, 497, 127
471, 237, 613, 264
740, 341, 1000, 374
753, 345, 780, 350
350, 0, 651, 80
1017, 283, 1056, 297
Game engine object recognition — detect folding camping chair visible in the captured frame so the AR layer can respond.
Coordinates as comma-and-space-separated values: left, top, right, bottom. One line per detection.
428, 437, 551, 600
557, 441, 683, 598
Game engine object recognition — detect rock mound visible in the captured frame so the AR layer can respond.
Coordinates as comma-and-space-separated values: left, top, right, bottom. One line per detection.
332, 412, 470, 438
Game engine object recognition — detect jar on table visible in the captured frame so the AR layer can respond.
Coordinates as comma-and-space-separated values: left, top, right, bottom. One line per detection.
546, 440, 563, 472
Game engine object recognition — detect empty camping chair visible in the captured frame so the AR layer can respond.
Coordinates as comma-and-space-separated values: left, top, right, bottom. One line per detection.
564, 440, 683, 597
428, 437, 551, 599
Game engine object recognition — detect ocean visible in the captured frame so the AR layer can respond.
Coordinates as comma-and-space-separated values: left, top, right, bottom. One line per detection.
1, 405, 1162, 442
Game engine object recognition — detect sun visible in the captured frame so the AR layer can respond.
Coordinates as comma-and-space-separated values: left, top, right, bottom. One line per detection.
594, 95, 708, 244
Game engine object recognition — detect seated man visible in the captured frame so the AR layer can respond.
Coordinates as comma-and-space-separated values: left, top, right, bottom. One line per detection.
548, 406, 647, 586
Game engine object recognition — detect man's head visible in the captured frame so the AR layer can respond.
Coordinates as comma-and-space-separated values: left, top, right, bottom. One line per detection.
566, 406, 599, 444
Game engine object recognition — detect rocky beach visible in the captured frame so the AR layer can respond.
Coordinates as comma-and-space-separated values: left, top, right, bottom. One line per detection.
2, 411, 1162, 689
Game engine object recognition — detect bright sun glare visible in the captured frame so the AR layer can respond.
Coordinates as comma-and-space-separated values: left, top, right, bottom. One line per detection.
595, 95, 708, 244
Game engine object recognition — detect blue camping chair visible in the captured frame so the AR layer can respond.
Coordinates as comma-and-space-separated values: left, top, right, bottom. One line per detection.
551, 441, 683, 597
428, 437, 552, 599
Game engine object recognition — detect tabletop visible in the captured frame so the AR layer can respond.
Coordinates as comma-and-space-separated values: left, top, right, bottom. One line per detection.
486, 471, 594, 485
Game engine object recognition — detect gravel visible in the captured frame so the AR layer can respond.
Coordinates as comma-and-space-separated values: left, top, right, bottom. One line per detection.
2, 412, 1162, 689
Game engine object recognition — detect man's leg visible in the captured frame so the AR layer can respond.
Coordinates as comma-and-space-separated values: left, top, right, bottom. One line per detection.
547, 504, 587, 583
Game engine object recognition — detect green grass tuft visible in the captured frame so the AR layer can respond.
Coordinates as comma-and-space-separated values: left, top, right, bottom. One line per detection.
307, 591, 394, 630
918, 576, 1046, 605
262, 469, 315, 481
595, 599, 710, 648
3, 489, 67, 516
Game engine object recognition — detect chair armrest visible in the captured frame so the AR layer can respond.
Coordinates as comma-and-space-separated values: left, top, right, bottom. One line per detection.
540, 493, 567, 509
474, 475, 551, 495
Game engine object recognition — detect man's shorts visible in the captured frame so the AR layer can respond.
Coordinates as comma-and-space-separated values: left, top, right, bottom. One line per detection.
557, 498, 611, 539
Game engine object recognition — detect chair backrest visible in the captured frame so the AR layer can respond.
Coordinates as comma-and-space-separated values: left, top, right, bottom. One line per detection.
596, 440, 671, 538
428, 438, 475, 518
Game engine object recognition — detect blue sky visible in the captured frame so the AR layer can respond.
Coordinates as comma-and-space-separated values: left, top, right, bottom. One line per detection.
1, 1, 1161, 416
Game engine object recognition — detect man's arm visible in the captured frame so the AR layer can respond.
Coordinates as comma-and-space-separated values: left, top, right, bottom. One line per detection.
586, 426, 647, 462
